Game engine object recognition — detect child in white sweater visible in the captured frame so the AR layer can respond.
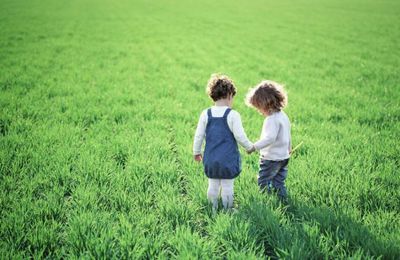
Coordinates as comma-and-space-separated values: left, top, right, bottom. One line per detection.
193, 74, 253, 211
246, 80, 291, 201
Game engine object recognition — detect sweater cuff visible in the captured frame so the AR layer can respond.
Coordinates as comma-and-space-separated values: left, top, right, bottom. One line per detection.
193, 150, 201, 155
244, 142, 254, 151
253, 141, 262, 151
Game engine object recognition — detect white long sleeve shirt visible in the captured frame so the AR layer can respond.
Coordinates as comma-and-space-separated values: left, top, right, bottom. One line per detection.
193, 106, 253, 155
254, 111, 291, 160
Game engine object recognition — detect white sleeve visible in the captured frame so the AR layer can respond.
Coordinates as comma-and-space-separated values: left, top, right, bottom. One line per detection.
193, 110, 207, 155
254, 116, 279, 150
229, 111, 253, 150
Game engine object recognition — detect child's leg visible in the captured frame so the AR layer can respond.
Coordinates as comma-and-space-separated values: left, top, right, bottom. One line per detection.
258, 160, 281, 192
220, 179, 234, 209
207, 178, 221, 210
271, 159, 289, 199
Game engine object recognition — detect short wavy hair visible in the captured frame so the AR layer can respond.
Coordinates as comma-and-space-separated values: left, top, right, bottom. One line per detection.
206, 74, 236, 101
246, 80, 287, 114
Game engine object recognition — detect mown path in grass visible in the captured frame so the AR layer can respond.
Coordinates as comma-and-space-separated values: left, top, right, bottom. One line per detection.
1, 0, 399, 258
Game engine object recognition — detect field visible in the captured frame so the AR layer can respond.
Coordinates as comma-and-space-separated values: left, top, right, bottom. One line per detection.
1, 0, 399, 258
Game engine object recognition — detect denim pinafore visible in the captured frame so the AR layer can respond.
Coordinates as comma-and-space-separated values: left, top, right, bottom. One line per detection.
203, 108, 241, 179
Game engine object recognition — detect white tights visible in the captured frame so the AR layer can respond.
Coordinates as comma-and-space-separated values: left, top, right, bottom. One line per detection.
207, 178, 234, 210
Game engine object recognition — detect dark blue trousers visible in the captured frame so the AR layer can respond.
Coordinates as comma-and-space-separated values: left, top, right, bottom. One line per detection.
258, 159, 289, 199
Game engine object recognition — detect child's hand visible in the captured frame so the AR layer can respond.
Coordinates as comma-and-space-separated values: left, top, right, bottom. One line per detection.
194, 154, 203, 162
247, 145, 256, 154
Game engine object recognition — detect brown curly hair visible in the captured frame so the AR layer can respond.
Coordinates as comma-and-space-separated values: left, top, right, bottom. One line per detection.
206, 74, 236, 101
246, 80, 287, 114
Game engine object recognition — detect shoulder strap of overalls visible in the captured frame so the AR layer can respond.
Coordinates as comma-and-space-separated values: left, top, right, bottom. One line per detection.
223, 108, 231, 118
207, 108, 212, 118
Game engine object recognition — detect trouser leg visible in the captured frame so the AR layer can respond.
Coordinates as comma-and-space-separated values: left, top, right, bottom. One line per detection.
258, 160, 280, 193
272, 159, 289, 199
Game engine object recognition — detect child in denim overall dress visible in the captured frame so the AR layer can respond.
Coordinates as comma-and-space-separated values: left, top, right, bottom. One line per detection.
246, 80, 291, 201
193, 74, 253, 211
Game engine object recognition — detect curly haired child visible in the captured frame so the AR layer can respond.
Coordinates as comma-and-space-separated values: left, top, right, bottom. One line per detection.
246, 80, 291, 201
193, 74, 253, 211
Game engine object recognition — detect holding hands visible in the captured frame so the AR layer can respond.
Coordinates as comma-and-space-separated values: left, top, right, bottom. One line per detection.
246, 145, 256, 154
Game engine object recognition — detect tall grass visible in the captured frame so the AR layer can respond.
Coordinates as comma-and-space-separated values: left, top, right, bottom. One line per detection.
1, 0, 399, 258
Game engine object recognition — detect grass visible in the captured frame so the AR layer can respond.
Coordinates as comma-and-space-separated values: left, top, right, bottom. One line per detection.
1, 0, 399, 258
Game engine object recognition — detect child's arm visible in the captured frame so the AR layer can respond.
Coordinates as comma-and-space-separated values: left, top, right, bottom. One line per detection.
253, 116, 279, 150
193, 111, 207, 161
230, 111, 253, 151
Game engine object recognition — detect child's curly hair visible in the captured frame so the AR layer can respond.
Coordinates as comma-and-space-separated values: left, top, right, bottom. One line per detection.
206, 74, 237, 101
246, 80, 287, 114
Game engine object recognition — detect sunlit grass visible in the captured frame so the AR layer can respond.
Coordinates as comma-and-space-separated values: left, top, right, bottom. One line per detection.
1, 0, 399, 258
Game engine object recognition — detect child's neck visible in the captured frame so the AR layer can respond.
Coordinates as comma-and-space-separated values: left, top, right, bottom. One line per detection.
215, 99, 231, 107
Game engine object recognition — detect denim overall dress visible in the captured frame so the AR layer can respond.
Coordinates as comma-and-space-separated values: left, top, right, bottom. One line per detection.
203, 108, 241, 179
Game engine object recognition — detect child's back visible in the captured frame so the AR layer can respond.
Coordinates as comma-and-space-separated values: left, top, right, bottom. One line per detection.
194, 106, 253, 162
200, 107, 246, 179
255, 110, 291, 161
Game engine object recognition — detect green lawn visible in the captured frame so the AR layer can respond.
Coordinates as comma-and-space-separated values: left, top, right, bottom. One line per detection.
1, 0, 399, 258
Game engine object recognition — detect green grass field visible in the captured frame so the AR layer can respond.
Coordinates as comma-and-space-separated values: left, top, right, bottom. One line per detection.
1, 0, 400, 258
